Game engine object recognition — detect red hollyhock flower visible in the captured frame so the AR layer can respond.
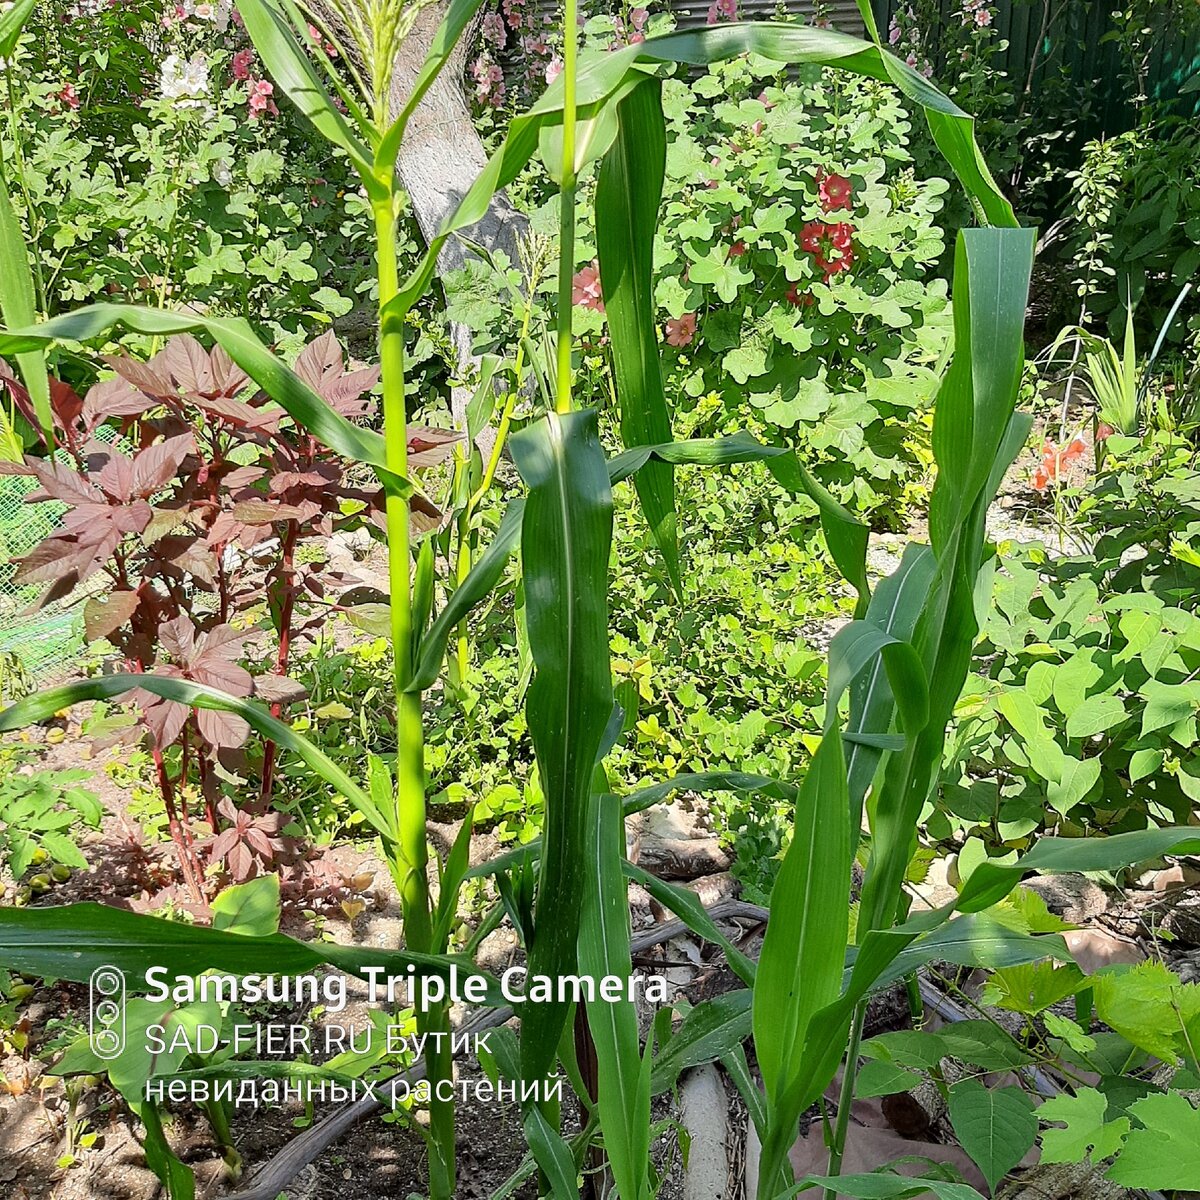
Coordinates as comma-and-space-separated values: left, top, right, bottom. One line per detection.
800, 221, 826, 253
817, 168, 853, 212
728, 241, 747, 258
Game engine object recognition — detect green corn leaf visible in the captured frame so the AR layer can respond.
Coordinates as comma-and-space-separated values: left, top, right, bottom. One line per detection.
432, 806, 475, 952
234, 0, 381, 197
522, 1106, 579, 1200
622, 859, 756, 986
0, 901, 498, 999
651, 990, 752, 1096
0, 306, 408, 489
0, 171, 50, 439
768, 451, 871, 614
0, 674, 392, 841
844, 544, 936, 823
957, 827, 1200, 913
753, 728, 851, 1105
511, 409, 614, 1084
858, 227, 1035, 939
580, 794, 651, 1200
408, 499, 525, 692
595, 75, 679, 594
132, 1101, 196, 1200
464, 769, 794, 880
0, 0, 35, 56
797, 1175, 985, 1200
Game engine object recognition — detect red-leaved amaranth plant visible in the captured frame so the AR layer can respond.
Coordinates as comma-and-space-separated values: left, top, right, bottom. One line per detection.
0, 332, 458, 904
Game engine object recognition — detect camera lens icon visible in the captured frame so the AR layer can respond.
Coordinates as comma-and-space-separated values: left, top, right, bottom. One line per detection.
93, 969, 123, 997
89, 965, 126, 1060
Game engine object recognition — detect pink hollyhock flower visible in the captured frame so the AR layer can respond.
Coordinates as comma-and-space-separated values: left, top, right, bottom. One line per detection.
545, 57, 563, 84
247, 77, 278, 118
728, 241, 746, 258
231, 48, 253, 80
706, 0, 735, 24
572, 263, 604, 312
58, 83, 80, 110
817, 168, 853, 212
1095, 422, 1115, 442
665, 313, 697, 347
630, 6, 649, 31
975, 7, 992, 25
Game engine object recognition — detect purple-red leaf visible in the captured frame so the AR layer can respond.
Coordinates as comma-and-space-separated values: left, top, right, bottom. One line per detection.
83, 590, 140, 642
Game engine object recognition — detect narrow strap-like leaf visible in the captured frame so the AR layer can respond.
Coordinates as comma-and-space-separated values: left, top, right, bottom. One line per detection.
0, 306, 409, 490
0, 172, 50, 439
511, 409, 614, 1084
580, 794, 651, 1200
596, 76, 678, 593
408, 499, 524, 693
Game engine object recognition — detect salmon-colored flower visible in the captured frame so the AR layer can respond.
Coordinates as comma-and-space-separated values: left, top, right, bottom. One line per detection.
1032, 435, 1087, 491
665, 313, 697, 347
572, 263, 604, 312
817, 168, 853, 212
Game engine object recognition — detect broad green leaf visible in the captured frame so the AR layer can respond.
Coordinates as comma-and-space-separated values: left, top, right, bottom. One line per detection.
0, 674, 391, 841
947, 1080, 1037, 1194
980, 961, 1087, 1015
132, 1101, 196, 1200
511, 409, 614, 1083
854, 1059, 922, 1098
211, 875, 281, 937
1038, 1088, 1128, 1165
1107, 1091, 1200, 1188
596, 76, 679, 593
1065, 694, 1127, 740
1093, 960, 1200, 1065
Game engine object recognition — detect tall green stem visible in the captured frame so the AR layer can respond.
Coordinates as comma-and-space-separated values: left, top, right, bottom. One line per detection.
373, 197, 452, 1199
554, 0, 579, 416
823, 1001, 866, 1199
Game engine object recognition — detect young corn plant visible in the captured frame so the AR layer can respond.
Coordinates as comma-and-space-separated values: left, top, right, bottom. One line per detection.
3, 2, 1200, 1199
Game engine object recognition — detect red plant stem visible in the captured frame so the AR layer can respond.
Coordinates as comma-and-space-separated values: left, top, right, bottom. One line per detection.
260, 520, 298, 803
198, 747, 218, 833
153, 744, 203, 905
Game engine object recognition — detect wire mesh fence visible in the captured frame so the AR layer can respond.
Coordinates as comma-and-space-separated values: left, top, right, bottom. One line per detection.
0, 427, 127, 684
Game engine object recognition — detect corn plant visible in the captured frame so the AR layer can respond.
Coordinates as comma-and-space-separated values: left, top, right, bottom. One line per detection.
3, 1, 1200, 1198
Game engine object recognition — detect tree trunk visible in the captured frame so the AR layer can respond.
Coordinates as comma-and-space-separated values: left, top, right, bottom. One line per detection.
386, 7, 528, 435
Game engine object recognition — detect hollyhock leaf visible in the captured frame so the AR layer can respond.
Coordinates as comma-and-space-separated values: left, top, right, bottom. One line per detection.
83, 591, 140, 643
